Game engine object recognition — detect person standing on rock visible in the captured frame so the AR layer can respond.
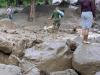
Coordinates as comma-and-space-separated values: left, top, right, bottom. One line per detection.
79, 0, 96, 44
7, 6, 14, 20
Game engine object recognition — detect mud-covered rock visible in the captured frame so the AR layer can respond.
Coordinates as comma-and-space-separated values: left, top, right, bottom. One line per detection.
24, 39, 73, 72
0, 40, 12, 54
95, 72, 100, 75
72, 43, 100, 75
0, 29, 36, 64
0, 64, 22, 75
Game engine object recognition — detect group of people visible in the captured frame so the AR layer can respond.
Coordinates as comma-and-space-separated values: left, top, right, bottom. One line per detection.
49, 0, 96, 44
6, 0, 96, 44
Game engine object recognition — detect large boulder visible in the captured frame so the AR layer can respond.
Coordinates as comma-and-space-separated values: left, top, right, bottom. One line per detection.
95, 72, 100, 75
72, 43, 100, 75
0, 29, 36, 64
89, 32, 100, 43
0, 39, 12, 54
73, 32, 100, 44
50, 69, 78, 75
24, 39, 73, 72
0, 64, 22, 75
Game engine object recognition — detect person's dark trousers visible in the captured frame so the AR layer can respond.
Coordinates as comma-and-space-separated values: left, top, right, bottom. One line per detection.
53, 20, 61, 29
53, 20, 61, 33
8, 15, 13, 20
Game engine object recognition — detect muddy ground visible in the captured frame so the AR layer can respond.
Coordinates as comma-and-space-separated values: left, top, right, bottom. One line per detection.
0, 5, 100, 35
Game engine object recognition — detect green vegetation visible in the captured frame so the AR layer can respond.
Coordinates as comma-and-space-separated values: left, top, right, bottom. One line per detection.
0, 0, 52, 7
0, 0, 30, 8
36, 0, 52, 5
0, 0, 7, 7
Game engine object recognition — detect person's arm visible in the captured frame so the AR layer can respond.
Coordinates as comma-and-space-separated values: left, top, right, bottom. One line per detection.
91, 0, 96, 18
7, 8, 9, 14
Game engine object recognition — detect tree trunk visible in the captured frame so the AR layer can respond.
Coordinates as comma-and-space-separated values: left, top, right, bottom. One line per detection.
44, 0, 49, 5
28, 0, 35, 21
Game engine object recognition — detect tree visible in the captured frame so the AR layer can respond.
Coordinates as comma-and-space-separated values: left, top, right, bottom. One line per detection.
44, 0, 49, 5
16, 0, 23, 7
7, 0, 14, 6
28, 0, 35, 21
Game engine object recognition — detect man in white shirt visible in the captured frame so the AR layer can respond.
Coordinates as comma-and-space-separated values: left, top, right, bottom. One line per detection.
7, 6, 13, 20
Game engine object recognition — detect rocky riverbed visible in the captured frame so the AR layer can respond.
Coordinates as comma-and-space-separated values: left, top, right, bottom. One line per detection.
0, 4, 100, 75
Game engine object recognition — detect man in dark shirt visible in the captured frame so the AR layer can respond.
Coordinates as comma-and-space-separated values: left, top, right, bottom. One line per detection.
72, 0, 96, 17
80, 0, 96, 17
